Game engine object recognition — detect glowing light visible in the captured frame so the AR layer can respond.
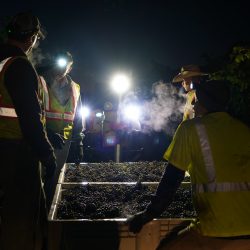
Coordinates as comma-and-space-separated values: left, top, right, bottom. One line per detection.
57, 57, 67, 68
96, 112, 102, 118
111, 74, 130, 94
123, 104, 141, 121
95, 112, 102, 118
80, 106, 90, 118
104, 134, 117, 146
104, 102, 113, 111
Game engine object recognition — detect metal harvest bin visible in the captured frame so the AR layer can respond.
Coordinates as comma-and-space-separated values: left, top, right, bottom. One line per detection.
47, 163, 194, 250
50, 163, 193, 221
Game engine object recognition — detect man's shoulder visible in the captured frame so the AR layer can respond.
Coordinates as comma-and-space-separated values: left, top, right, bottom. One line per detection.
180, 118, 197, 128
4, 57, 36, 80
3, 56, 38, 86
0, 44, 25, 61
187, 89, 196, 97
70, 78, 80, 90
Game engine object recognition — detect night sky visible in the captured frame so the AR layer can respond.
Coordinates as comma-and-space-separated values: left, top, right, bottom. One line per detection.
1, 0, 249, 106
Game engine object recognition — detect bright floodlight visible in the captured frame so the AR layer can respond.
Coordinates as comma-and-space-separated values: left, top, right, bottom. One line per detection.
111, 74, 130, 95
95, 112, 103, 118
124, 104, 141, 121
57, 57, 67, 68
80, 106, 90, 118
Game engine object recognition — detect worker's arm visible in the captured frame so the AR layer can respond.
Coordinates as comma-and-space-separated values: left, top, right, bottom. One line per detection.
71, 94, 85, 164
146, 162, 185, 216
128, 162, 185, 233
72, 94, 85, 144
4, 57, 55, 161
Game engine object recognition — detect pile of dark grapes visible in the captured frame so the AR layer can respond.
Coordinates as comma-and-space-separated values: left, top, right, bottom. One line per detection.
57, 184, 195, 219
64, 161, 191, 182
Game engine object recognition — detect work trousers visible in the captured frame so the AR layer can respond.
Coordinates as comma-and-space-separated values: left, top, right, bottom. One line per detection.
44, 140, 71, 212
0, 139, 46, 250
156, 221, 250, 250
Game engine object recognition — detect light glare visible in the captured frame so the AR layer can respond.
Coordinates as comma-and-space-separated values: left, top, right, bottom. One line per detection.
57, 58, 67, 68
111, 74, 130, 94
80, 106, 90, 118
124, 105, 140, 121
96, 112, 103, 118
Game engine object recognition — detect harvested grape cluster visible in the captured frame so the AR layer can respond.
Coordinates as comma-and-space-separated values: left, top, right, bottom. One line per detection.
57, 184, 195, 219
64, 161, 190, 182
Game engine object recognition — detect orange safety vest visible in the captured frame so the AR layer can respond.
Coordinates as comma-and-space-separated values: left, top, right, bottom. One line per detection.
0, 56, 44, 139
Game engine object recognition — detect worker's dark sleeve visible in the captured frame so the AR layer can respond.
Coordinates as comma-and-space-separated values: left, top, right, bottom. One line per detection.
145, 162, 185, 217
4, 58, 54, 159
71, 94, 84, 145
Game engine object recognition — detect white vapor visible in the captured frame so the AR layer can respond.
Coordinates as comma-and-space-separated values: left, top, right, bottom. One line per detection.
140, 81, 185, 135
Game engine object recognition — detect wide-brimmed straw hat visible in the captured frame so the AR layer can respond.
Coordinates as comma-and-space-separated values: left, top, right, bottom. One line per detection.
172, 65, 207, 83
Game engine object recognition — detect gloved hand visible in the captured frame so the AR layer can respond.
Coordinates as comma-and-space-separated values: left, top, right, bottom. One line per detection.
74, 145, 84, 165
127, 210, 154, 234
40, 153, 57, 179
46, 129, 65, 149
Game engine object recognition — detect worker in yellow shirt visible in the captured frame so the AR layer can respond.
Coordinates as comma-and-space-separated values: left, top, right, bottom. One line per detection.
172, 65, 207, 120
127, 80, 250, 249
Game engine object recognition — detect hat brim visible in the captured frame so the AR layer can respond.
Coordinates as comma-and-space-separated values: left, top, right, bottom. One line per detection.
172, 71, 208, 83
37, 28, 45, 40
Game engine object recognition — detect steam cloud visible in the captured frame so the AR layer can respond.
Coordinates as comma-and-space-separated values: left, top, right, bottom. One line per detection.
141, 81, 185, 135
123, 81, 185, 135
28, 46, 47, 67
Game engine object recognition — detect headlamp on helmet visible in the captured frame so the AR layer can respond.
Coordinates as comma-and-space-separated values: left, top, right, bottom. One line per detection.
57, 57, 68, 68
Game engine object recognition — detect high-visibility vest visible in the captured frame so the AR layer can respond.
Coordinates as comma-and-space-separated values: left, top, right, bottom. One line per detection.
183, 89, 195, 121
193, 119, 250, 193
38, 76, 48, 125
42, 77, 80, 140
0, 56, 44, 139
192, 118, 250, 236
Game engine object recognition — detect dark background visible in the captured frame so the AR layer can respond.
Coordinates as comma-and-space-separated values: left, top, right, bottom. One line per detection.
1, 0, 249, 98
1, 0, 249, 161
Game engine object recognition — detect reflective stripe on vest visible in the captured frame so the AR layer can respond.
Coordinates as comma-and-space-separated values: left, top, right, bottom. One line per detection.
0, 57, 18, 118
192, 182, 250, 193
43, 80, 79, 121
0, 57, 12, 71
46, 111, 74, 121
195, 120, 216, 182
194, 119, 250, 193
39, 76, 49, 110
71, 82, 79, 114
0, 106, 17, 117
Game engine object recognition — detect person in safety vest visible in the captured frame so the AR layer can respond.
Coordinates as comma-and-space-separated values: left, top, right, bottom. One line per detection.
0, 12, 56, 250
127, 80, 250, 250
172, 65, 208, 121
38, 51, 84, 210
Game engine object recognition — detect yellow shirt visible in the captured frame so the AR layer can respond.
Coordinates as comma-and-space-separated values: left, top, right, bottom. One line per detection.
183, 89, 195, 121
164, 112, 250, 236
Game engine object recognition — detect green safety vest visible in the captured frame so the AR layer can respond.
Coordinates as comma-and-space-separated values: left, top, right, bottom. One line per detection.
164, 113, 250, 237
192, 118, 250, 237
41, 76, 80, 140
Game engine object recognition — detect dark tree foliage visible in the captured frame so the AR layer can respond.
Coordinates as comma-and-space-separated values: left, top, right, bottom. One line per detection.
209, 43, 250, 125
